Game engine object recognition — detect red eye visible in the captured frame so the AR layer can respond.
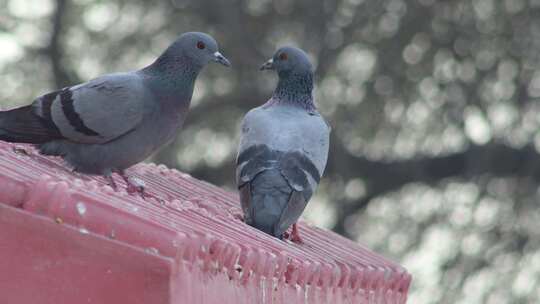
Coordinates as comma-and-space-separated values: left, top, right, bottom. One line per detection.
279, 52, 288, 60
197, 41, 205, 50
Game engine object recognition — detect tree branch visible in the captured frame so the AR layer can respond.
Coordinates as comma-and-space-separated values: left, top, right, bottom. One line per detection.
48, 0, 77, 87
330, 139, 540, 236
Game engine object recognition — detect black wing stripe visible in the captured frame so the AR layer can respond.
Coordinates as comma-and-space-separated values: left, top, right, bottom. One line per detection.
237, 145, 321, 184
39, 90, 61, 132
290, 151, 321, 184
60, 88, 100, 136
237, 145, 265, 165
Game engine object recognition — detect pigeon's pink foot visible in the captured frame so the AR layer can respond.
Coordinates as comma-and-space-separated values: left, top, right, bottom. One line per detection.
120, 174, 147, 198
233, 212, 245, 222
113, 170, 159, 201
123, 176, 145, 195
289, 223, 303, 244
283, 224, 303, 243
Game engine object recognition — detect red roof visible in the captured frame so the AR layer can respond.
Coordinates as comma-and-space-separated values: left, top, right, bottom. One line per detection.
0, 141, 411, 303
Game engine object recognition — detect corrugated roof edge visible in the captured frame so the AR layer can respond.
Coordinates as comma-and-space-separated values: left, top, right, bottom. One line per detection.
0, 141, 411, 303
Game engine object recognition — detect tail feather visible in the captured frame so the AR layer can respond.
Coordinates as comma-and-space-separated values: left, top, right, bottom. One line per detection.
250, 169, 293, 238
0, 105, 62, 144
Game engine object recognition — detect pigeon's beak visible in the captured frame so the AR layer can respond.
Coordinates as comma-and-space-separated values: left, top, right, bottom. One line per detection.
213, 52, 231, 67
259, 58, 274, 71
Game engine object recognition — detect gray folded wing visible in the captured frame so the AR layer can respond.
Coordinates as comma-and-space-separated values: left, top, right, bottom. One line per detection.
33, 73, 149, 144
236, 106, 329, 191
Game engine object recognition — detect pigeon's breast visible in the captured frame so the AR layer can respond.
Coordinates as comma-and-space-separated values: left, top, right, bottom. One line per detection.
142, 101, 189, 150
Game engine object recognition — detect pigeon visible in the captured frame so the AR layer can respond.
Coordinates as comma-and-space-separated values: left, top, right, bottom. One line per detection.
236, 47, 330, 243
0, 32, 230, 196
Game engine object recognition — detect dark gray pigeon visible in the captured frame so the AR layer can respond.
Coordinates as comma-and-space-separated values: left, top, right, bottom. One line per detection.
236, 47, 330, 243
0, 32, 230, 196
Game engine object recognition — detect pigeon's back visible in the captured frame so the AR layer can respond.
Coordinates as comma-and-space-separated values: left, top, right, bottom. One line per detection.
238, 104, 330, 175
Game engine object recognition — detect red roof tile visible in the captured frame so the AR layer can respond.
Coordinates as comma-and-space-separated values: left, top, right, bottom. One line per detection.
0, 141, 411, 303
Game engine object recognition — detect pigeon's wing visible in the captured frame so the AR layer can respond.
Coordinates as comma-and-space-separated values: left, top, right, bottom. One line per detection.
276, 190, 307, 236
239, 182, 253, 225
236, 106, 330, 189
33, 73, 150, 144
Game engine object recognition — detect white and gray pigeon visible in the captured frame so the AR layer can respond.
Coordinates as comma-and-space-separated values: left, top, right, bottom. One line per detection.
0, 32, 230, 196
236, 47, 330, 243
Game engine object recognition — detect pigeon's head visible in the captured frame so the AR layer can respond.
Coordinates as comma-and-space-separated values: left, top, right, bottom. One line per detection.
167, 32, 231, 68
260, 46, 313, 77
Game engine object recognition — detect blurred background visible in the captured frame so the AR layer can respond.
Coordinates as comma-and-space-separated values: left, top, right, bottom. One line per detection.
1, 0, 539, 302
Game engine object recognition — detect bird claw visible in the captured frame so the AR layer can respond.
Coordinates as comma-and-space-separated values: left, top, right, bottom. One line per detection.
12, 146, 30, 156
290, 233, 303, 244
285, 223, 303, 244
110, 171, 158, 201
104, 175, 118, 190
125, 177, 145, 194
233, 213, 245, 222
124, 177, 164, 203
124, 177, 154, 201
125, 183, 144, 195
